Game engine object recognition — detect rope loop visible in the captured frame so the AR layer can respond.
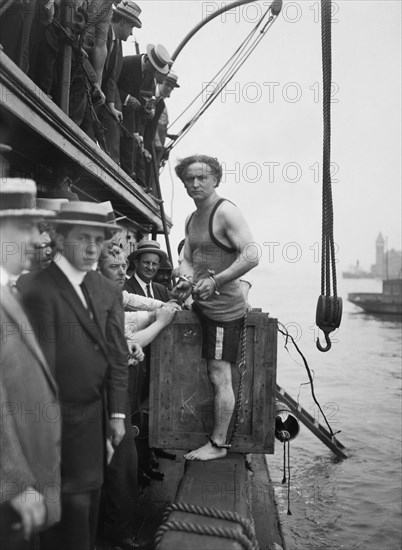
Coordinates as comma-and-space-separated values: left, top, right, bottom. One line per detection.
155, 502, 259, 550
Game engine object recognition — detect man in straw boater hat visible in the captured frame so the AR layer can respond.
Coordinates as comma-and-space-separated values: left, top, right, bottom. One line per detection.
21, 201, 130, 550
123, 239, 171, 302
97, 1, 143, 166
98, 243, 178, 550
118, 43, 172, 182
16, 198, 69, 294
0, 179, 61, 548
123, 240, 178, 477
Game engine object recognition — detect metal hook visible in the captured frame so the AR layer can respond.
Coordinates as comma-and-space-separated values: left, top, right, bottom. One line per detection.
316, 331, 332, 352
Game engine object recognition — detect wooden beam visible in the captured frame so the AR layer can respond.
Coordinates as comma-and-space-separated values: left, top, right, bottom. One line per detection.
0, 51, 172, 233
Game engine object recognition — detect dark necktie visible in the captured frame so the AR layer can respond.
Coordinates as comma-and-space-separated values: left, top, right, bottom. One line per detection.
146, 284, 152, 298
80, 281, 94, 319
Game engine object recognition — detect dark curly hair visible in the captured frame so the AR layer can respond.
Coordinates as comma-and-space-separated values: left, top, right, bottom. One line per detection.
175, 155, 222, 186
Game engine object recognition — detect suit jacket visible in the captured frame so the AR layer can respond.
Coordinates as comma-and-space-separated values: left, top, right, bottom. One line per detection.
123, 276, 171, 407
21, 262, 128, 490
118, 55, 157, 136
118, 55, 156, 103
123, 275, 171, 303
102, 25, 123, 105
0, 286, 61, 526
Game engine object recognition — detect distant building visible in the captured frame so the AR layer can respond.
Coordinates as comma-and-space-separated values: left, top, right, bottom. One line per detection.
371, 232, 385, 278
371, 232, 402, 279
386, 249, 402, 279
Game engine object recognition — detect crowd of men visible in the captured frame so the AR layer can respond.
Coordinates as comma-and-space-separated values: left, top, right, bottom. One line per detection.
0, 186, 181, 550
0, 0, 263, 548
0, 0, 179, 190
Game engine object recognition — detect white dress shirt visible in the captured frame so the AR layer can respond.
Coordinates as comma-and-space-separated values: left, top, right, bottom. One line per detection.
56, 255, 88, 308
134, 273, 154, 298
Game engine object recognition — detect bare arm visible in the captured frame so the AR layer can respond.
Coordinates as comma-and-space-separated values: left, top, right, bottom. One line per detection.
172, 218, 194, 302
122, 290, 164, 311
126, 307, 176, 349
179, 234, 194, 279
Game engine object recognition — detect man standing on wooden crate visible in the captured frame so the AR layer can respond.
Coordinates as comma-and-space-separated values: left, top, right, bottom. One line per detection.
174, 155, 259, 461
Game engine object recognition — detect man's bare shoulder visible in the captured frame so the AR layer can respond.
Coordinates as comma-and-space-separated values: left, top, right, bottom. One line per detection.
215, 199, 246, 225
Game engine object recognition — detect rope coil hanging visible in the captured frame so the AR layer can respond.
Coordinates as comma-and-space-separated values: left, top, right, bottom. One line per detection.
316, 0, 342, 352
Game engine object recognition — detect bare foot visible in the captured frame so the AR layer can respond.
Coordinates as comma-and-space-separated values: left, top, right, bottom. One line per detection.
184, 440, 227, 461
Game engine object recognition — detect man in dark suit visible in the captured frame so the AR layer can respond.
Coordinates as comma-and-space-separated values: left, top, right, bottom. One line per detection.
0, 179, 61, 549
21, 201, 129, 550
143, 70, 180, 191
124, 239, 171, 301
124, 240, 176, 474
118, 44, 171, 181
97, 1, 142, 165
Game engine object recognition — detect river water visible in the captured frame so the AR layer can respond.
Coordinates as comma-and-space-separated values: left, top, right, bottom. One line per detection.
249, 270, 401, 550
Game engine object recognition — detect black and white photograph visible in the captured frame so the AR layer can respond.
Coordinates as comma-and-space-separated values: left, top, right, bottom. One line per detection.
1, 1, 401, 549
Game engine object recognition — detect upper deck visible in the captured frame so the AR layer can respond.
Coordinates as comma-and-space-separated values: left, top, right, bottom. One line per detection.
0, 50, 172, 235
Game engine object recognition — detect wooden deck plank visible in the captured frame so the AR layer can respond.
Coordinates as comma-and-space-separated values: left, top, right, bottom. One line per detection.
248, 455, 286, 550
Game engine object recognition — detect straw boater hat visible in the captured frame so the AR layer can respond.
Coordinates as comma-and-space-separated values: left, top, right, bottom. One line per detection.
131, 239, 167, 261
99, 201, 127, 224
114, 0, 142, 27
0, 179, 56, 219
146, 44, 171, 75
36, 198, 69, 212
54, 201, 120, 230
164, 70, 180, 88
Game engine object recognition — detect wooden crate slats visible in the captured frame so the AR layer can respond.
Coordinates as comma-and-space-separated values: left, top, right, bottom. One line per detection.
149, 311, 277, 454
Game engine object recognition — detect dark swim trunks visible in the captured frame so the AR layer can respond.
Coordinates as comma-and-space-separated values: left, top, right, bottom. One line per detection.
193, 303, 245, 363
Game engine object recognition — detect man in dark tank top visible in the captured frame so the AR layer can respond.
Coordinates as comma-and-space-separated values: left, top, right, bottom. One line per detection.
173, 155, 259, 461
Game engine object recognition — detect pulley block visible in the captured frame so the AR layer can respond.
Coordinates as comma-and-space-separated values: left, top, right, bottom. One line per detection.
315, 295, 343, 352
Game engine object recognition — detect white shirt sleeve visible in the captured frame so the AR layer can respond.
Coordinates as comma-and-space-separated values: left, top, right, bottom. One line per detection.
122, 290, 164, 312
124, 311, 155, 341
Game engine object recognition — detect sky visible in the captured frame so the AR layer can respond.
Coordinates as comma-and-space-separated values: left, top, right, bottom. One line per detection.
123, 0, 401, 278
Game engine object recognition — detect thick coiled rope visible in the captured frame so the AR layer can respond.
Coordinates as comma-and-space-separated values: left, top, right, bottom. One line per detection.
316, 0, 342, 352
155, 502, 259, 550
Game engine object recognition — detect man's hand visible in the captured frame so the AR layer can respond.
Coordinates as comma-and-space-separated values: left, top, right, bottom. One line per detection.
142, 147, 152, 162
92, 83, 105, 107
109, 417, 125, 447
172, 279, 193, 302
166, 300, 182, 311
10, 488, 46, 540
126, 95, 142, 110
193, 277, 217, 301
106, 438, 115, 465
156, 306, 177, 327
107, 103, 123, 123
133, 133, 143, 146
129, 342, 145, 364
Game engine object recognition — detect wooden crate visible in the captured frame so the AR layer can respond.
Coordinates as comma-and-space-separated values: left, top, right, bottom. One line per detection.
149, 311, 277, 454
